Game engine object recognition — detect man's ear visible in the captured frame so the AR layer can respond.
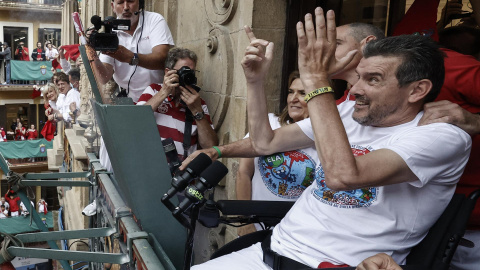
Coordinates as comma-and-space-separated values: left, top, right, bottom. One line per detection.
408, 79, 433, 103
360, 35, 378, 49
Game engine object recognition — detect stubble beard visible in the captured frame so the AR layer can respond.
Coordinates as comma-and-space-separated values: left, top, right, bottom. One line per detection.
352, 103, 398, 126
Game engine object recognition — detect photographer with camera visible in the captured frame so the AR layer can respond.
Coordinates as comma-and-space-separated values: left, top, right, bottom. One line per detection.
89, 0, 174, 103
0, 42, 11, 84
137, 47, 218, 160
14, 42, 29, 61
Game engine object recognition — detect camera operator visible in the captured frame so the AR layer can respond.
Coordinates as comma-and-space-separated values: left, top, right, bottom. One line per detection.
0, 42, 11, 84
137, 47, 218, 160
89, 0, 174, 103
14, 42, 30, 61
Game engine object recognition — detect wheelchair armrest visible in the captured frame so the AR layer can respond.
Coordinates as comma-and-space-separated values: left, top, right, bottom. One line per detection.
216, 200, 294, 217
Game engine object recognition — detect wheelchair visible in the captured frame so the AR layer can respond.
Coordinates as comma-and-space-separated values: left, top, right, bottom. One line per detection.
194, 188, 480, 270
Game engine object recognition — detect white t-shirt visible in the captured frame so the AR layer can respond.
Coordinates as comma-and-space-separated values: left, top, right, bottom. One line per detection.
45, 48, 58, 61
60, 58, 71, 74
38, 201, 48, 213
0, 210, 7, 218
99, 11, 175, 103
57, 89, 80, 122
270, 99, 472, 267
49, 100, 57, 110
1, 202, 9, 210
247, 114, 318, 202
20, 201, 34, 212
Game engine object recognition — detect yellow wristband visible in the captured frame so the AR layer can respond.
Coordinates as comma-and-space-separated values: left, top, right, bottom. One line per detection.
304, 87, 334, 103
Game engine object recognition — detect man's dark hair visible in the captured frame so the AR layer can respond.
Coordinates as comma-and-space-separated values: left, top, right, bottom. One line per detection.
348, 23, 385, 42
56, 72, 70, 84
165, 47, 197, 70
68, 68, 81, 82
363, 35, 445, 103
439, 26, 480, 57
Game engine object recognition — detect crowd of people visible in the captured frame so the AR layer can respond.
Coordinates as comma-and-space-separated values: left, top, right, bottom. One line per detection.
1, 0, 479, 269
0, 40, 60, 85
0, 193, 48, 219
7, 118, 38, 141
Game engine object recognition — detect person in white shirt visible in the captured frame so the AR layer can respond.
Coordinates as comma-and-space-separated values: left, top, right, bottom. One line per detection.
37, 198, 48, 214
0, 196, 9, 211
190, 9, 471, 269
45, 42, 58, 61
51, 72, 80, 123
20, 200, 34, 216
89, 0, 174, 172
0, 205, 7, 218
90, 0, 174, 102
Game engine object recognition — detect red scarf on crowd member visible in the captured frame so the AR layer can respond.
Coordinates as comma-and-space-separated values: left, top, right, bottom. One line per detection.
41, 103, 56, 141
392, 0, 440, 41
52, 44, 81, 70
40, 201, 48, 214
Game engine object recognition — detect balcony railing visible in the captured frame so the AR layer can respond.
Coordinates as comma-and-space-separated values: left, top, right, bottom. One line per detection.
0, 0, 62, 6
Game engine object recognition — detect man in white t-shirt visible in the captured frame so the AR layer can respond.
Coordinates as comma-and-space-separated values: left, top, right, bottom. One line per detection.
191, 8, 471, 269
90, 0, 174, 102
89, 0, 174, 172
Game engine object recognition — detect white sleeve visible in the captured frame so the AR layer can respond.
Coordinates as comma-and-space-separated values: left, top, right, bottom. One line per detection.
60, 58, 71, 74
99, 53, 114, 67
385, 123, 472, 187
243, 113, 283, 139
147, 13, 175, 47
295, 118, 314, 140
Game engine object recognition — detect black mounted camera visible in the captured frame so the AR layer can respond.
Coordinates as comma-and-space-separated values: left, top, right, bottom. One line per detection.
89, 15, 131, 51
177, 66, 198, 88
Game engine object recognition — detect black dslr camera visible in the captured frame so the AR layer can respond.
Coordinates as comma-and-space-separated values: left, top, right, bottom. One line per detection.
177, 66, 198, 88
89, 15, 131, 51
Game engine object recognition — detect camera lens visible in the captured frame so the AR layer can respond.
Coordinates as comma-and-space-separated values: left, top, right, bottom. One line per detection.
177, 66, 197, 87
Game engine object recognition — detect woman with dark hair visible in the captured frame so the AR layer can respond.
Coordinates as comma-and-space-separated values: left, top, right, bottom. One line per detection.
235, 71, 318, 236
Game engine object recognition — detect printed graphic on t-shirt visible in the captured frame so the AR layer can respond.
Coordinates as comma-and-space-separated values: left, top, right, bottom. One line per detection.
258, 150, 316, 199
312, 145, 378, 208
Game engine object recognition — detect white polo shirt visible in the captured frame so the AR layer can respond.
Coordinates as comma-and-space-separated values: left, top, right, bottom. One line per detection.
99, 11, 174, 102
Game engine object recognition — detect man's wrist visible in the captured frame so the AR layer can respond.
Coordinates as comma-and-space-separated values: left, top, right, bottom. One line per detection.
301, 75, 330, 93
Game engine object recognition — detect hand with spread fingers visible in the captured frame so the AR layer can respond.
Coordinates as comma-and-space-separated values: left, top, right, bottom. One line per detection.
241, 25, 274, 85
419, 100, 480, 135
296, 7, 357, 91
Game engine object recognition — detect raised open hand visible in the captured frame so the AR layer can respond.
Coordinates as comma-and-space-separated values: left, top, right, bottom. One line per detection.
296, 7, 357, 91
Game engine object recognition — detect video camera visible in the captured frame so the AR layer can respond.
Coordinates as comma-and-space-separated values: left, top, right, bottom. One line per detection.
89, 15, 130, 51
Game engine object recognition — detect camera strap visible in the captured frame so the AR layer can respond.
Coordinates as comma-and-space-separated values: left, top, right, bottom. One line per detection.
183, 109, 193, 160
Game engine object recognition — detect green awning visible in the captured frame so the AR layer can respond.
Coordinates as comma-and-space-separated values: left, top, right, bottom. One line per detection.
0, 139, 53, 159
0, 212, 53, 234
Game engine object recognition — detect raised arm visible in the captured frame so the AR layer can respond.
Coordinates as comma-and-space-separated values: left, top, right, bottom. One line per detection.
242, 27, 313, 155
297, 8, 418, 190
